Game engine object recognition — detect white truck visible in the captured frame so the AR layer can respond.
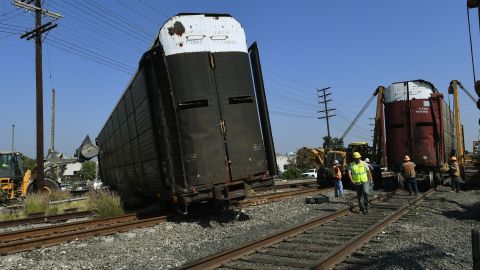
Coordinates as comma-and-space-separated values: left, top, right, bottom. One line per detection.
301, 169, 317, 178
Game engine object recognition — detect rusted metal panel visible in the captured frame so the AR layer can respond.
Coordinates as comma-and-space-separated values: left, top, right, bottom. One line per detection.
384, 80, 456, 172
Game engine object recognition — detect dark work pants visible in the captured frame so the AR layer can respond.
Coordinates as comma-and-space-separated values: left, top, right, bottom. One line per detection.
355, 182, 369, 210
451, 176, 461, 192
405, 177, 419, 196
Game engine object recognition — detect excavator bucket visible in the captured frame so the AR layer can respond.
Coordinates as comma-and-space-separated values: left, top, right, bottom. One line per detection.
75, 135, 99, 162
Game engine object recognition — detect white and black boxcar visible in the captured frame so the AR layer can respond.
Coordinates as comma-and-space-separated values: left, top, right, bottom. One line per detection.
96, 13, 277, 209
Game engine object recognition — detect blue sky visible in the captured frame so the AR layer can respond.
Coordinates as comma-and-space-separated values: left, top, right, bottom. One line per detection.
0, 0, 479, 158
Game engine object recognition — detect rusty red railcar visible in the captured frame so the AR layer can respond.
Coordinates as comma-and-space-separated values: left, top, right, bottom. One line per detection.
384, 80, 456, 187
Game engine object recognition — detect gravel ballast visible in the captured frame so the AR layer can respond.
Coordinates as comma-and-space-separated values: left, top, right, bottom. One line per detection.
339, 186, 480, 270
0, 188, 358, 270
1, 185, 478, 270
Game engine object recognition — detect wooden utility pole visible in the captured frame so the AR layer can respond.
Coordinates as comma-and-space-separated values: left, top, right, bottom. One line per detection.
317, 87, 335, 147
13, 0, 61, 191
50, 88, 55, 153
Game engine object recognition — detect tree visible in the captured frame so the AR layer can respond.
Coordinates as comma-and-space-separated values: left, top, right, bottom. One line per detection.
78, 161, 96, 180
323, 136, 344, 150
20, 154, 36, 172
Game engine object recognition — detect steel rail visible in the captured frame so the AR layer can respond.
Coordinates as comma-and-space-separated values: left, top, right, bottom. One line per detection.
0, 186, 330, 255
0, 210, 95, 229
0, 214, 168, 255
242, 187, 330, 207
311, 188, 435, 269
179, 191, 398, 270
0, 213, 138, 243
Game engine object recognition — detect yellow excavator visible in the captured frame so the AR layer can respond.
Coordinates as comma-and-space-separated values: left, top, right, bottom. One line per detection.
313, 148, 347, 187
0, 152, 34, 202
0, 136, 98, 203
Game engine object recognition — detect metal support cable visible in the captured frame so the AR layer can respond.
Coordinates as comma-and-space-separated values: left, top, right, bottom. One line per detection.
341, 94, 375, 139
467, 5, 477, 84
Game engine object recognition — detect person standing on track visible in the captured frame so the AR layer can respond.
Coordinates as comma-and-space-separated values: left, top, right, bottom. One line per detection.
348, 152, 371, 214
333, 160, 343, 197
400, 155, 419, 196
448, 156, 462, 193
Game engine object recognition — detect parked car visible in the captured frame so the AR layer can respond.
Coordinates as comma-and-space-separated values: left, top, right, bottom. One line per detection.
301, 169, 317, 178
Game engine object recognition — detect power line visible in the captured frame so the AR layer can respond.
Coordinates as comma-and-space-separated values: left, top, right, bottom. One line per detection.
116, 0, 160, 25
136, 0, 170, 19
46, 41, 134, 75
264, 68, 318, 89
46, 37, 136, 74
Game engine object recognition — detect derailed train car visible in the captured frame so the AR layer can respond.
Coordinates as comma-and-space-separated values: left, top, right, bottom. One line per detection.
96, 14, 277, 209
384, 79, 457, 187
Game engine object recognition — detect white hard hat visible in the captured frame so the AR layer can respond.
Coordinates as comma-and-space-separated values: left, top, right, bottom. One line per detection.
365, 158, 370, 163
333, 160, 339, 165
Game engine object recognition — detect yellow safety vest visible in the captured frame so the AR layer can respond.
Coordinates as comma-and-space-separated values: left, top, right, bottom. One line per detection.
350, 161, 368, 183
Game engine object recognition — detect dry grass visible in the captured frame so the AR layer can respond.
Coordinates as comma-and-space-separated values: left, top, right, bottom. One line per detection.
48, 190, 71, 201
0, 210, 24, 222
24, 193, 49, 215
87, 189, 124, 218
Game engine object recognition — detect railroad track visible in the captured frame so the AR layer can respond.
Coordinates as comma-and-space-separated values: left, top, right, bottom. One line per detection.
179, 189, 434, 270
0, 210, 95, 229
252, 179, 318, 193
0, 186, 329, 255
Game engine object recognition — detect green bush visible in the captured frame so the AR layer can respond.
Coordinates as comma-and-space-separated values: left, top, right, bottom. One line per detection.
281, 168, 303, 179
24, 193, 49, 215
87, 189, 124, 218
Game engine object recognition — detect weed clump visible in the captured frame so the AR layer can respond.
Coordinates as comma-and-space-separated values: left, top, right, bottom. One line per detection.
24, 193, 49, 215
87, 189, 124, 218
48, 190, 71, 201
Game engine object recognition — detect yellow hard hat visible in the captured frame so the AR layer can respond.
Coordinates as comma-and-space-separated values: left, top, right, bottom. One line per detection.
353, 152, 361, 159
450, 156, 457, 161
404, 155, 410, 161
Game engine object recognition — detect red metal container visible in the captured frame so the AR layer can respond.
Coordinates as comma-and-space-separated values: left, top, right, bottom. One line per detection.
384, 80, 456, 183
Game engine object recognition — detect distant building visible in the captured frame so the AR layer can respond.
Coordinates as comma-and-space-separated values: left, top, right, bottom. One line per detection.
276, 153, 296, 173
63, 162, 82, 176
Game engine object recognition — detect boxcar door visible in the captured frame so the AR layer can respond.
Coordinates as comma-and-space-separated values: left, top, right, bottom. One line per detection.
166, 52, 229, 185
211, 51, 268, 180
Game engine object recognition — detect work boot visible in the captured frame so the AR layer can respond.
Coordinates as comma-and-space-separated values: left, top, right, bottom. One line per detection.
361, 208, 366, 215
365, 208, 369, 214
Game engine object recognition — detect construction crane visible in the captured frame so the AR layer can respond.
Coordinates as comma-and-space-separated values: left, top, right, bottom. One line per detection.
340, 90, 379, 141
449, 80, 467, 164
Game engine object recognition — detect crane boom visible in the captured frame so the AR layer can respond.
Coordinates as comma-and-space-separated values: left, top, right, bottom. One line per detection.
340, 93, 376, 140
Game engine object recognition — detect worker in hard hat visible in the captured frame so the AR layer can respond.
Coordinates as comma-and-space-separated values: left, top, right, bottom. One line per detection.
448, 156, 462, 193
401, 155, 419, 196
348, 152, 372, 214
333, 160, 343, 197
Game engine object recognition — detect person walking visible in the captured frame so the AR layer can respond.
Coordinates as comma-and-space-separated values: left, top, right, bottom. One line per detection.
400, 155, 419, 196
333, 160, 343, 197
348, 152, 371, 214
448, 156, 462, 193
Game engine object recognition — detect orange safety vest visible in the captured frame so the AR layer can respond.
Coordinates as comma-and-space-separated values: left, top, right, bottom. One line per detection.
334, 165, 342, 180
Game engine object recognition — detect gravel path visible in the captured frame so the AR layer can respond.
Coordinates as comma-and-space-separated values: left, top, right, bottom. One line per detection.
0, 188, 361, 270
338, 186, 480, 270
2, 185, 476, 270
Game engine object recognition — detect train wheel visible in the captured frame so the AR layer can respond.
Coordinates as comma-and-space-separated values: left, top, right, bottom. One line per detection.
27, 178, 60, 194
434, 172, 444, 186
427, 171, 435, 190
